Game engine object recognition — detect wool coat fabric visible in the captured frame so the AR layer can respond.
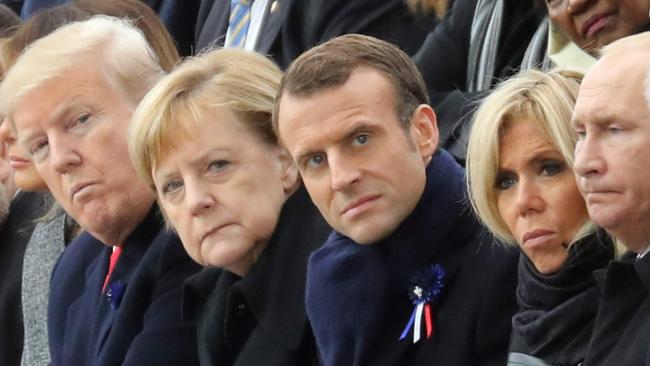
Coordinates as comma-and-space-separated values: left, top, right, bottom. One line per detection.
0, 191, 48, 366
306, 150, 519, 365
48, 206, 201, 365
582, 251, 650, 365
21, 208, 67, 366
183, 187, 330, 366
508, 230, 615, 366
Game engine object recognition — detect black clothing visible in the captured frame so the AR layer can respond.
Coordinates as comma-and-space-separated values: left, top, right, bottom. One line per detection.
510, 230, 615, 365
195, 0, 436, 69
306, 150, 519, 365
48, 207, 201, 365
0, 191, 48, 366
183, 187, 330, 365
414, 0, 545, 163
583, 252, 650, 365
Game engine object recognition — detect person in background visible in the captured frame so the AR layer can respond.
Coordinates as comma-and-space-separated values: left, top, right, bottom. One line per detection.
129, 47, 331, 366
274, 34, 518, 366
20, 0, 198, 56
466, 68, 615, 366
0, 16, 200, 365
541, 0, 650, 70
415, 0, 650, 164
195, 0, 437, 69
0, 2, 182, 364
0, 6, 39, 366
572, 32, 650, 366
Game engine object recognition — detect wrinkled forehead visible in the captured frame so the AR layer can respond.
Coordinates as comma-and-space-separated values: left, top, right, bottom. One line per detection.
12, 64, 114, 139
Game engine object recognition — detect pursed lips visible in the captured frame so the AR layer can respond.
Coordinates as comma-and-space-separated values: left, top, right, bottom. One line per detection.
70, 181, 98, 199
199, 223, 233, 244
581, 12, 613, 38
340, 194, 380, 216
521, 229, 555, 248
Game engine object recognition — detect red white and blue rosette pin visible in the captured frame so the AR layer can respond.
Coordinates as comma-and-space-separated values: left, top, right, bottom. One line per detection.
399, 264, 444, 343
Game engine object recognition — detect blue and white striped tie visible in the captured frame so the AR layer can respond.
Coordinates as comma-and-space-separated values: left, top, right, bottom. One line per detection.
227, 0, 253, 48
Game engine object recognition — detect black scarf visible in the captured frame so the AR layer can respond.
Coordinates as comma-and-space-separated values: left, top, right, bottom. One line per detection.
305, 150, 477, 365
510, 230, 614, 365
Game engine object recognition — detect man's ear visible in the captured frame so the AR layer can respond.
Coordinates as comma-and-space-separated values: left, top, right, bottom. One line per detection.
410, 104, 439, 161
277, 147, 299, 196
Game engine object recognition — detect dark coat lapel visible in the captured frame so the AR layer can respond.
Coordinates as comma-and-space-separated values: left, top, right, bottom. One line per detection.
93, 208, 161, 357
255, 0, 285, 54
196, 0, 230, 52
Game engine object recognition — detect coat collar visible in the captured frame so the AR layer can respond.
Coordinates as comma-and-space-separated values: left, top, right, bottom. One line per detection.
348, 149, 472, 292
593, 250, 650, 295
184, 186, 329, 350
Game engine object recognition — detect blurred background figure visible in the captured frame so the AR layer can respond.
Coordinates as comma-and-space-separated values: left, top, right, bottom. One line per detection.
0, 5, 42, 366
415, 0, 650, 164
129, 48, 330, 365
18, 0, 198, 56
195, 0, 437, 69
466, 69, 615, 366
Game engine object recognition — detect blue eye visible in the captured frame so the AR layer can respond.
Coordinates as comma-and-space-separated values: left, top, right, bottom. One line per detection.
71, 113, 91, 129
162, 180, 183, 195
207, 160, 229, 172
352, 133, 369, 146
541, 160, 564, 176
77, 114, 90, 124
305, 153, 326, 170
30, 139, 49, 159
496, 174, 516, 191
607, 126, 622, 134
574, 126, 586, 140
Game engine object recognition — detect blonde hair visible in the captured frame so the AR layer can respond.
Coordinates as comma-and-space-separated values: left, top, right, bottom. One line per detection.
129, 48, 282, 189
466, 68, 589, 244
0, 15, 164, 119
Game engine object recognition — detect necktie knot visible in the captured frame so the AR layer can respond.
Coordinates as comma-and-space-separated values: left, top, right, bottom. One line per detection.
231, 0, 252, 8
228, 0, 254, 48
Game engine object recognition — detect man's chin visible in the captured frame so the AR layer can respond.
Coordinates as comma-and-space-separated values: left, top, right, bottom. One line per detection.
344, 225, 392, 245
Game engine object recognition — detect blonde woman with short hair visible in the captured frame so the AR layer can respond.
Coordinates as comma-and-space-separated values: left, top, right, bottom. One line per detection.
129, 48, 330, 365
466, 69, 615, 366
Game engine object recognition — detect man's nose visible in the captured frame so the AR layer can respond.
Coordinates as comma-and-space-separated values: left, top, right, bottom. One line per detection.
329, 153, 361, 192
49, 136, 81, 174
573, 136, 605, 178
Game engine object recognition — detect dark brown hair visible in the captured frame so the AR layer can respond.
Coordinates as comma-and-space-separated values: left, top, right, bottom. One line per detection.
273, 34, 429, 134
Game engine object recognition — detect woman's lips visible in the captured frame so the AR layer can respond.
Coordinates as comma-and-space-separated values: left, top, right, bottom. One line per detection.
582, 13, 612, 38
9, 155, 31, 169
522, 229, 556, 249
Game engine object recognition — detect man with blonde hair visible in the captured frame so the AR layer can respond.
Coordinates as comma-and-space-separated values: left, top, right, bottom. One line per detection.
573, 32, 650, 365
0, 16, 200, 365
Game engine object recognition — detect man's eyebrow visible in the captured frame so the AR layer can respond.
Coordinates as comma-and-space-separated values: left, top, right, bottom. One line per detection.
342, 122, 374, 141
14, 95, 87, 148
44, 95, 86, 127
